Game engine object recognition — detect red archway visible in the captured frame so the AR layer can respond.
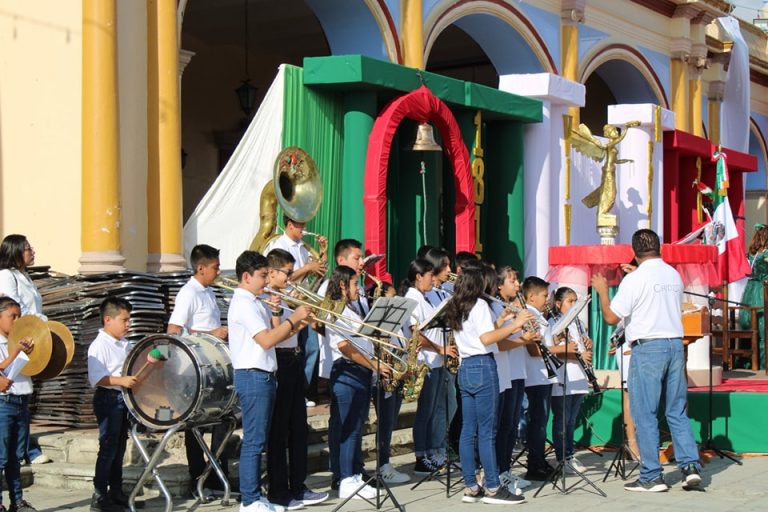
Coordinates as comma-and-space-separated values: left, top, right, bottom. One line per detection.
363, 85, 475, 281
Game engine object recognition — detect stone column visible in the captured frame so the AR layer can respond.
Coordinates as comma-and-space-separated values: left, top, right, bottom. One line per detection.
146, 0, 186, 272
80, 0, 126, 273
670, 5, 697, 132
705, 50, 731, 146
560, 0, 585, 123
401, 0, 424, 69
688, 13, 713, 137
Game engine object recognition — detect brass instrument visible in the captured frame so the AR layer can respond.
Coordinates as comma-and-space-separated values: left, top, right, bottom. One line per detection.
445, 330, 459, 375
516, 292, 563, 380
401, 325, 429, 402
446, 272, 458, 283
361, 270, 383, 300
574, 318, 601, 393
483, 294, 548, 328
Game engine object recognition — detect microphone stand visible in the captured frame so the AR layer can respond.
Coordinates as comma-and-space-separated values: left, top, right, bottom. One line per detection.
602, 347, 639, 482
683, 290, 742, 465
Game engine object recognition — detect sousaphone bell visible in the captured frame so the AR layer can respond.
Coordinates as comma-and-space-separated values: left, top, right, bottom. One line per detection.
8, 316, 75, 379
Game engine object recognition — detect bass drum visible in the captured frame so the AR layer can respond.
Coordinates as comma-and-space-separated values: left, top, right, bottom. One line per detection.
122, 333, 236, 430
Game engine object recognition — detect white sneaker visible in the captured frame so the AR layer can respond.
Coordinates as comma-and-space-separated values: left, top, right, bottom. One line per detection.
241, 499, 283, 512
339, 475, 376, 500
261, 497, 286, 512
499, 471, 524, 496
569, 456, 587, 473
31, 453, 52, 464
305, 398, 316, 408
511, 473, 531, 489
379, 463, 410, 484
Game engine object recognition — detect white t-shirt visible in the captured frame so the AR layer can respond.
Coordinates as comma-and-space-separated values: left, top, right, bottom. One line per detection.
264, 234, 310, 270
454, 299, 498, 359
0, 269, 46, 320
228, 288, 276, 372
168, 277, 221, 333
610, 258, 684, 342
550, 321, 588, 396
260, 298, 297, 348
87, 329, 133, 390
327, 305, 373, 363
489, 302, 511, 392
0, 333, 33, 395
404, 287, 447, 369
490, 301, 527, 384
524, 305, 555, 388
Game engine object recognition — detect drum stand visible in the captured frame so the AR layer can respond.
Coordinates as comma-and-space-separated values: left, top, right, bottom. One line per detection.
127, 417, 237, 512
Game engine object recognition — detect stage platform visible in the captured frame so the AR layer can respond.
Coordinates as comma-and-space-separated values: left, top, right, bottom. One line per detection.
577, 370, 768, 454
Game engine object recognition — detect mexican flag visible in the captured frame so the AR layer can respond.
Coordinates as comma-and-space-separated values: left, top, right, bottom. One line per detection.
707, 151, 751, 283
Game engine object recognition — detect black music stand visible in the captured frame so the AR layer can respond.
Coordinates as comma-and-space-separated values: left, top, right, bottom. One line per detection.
535, 310, 606, 498
409, 297, 463, 497
331, 297, 416, 512
602, 333, 639, 482
684, 290, 742, 465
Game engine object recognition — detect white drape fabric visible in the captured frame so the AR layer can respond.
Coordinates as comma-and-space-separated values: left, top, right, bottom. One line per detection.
719, 16, 750, 153
183, 66, 286, 269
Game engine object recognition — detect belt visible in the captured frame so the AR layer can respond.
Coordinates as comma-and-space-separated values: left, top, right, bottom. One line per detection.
0, 394, 29, 404
276, 347, 301, 354
236, 367, 276, 375
633, 338, 677, 346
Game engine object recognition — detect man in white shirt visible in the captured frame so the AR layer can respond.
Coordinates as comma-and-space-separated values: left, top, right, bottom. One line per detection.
592, 229, 702, 492
264, 216, 327, 408
167, 244, 228, 498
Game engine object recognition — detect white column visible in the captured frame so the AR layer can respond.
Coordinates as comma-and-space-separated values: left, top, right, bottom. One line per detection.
607, 104, 675, 244
498, 73, 585, 279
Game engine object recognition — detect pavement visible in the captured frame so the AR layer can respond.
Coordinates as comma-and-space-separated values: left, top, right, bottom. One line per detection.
17, 450, 768, 512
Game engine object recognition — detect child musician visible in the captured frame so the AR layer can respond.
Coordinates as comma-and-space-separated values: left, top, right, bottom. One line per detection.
443, 268, 531, 505
228, 251, 310, 512
87, 297, 138, 512
0, 297, 36, 512
265, 249, 328, 509
326, 266, 389, 500
549, 287, 591, 472
521, 277, 555, 482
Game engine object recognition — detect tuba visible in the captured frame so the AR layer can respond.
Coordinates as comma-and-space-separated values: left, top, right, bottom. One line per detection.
250, 147, 328, 289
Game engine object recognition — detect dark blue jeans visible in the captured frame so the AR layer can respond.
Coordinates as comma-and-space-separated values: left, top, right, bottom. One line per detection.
298, 327, 319, 394
551, 393, 585, 461
93, 388, 129, 496
413, 367, 455, 457
235, 369, 277, 506
496, 379, 525, 473
330, 360, 371, 479
372, 382, 403, 465
458, 354, 500, 489
0, 394, 29, 505
524, 384, 552, 472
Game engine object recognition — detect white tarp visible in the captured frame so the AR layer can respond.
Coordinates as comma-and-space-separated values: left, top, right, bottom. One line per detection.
719, 16, 750, 153
183, 65, 286, 269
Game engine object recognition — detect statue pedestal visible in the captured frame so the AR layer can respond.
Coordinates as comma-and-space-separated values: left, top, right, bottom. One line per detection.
598, 226, 618, 245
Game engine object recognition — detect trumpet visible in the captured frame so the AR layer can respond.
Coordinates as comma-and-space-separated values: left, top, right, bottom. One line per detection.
516, 292, 564, 380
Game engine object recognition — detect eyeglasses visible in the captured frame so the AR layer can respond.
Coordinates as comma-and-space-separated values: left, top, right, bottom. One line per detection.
272, 267, 294, 278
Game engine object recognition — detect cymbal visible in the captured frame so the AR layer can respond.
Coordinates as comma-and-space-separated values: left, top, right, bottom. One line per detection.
8, 316, 52, 377
48, 321, 75, 367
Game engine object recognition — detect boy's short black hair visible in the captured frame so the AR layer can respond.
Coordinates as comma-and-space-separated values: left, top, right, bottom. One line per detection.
235, 251, 269, 280
334, 239, 362, 259
455, 251, 478, 270
190, 244, 220, 269
632, 229, 661, 258
267, 248, 295, 269
522, 276, 549, 298
100, 296, 132, 324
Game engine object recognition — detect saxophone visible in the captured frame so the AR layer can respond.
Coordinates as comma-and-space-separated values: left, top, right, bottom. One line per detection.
401, 327, 429, 402
445, 330, 459, 375
375, 342, 398, 393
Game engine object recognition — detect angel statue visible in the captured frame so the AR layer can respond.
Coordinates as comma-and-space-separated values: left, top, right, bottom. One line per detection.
570, 121, 641, 241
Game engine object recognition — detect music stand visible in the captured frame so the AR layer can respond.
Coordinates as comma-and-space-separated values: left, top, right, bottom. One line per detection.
331, 297, 416, 512
409, 297, 463, 497
536, 299, 606, 498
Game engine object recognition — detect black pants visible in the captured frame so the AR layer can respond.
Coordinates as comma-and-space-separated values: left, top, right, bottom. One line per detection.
185, 424, 230, 489
93, 388, 128, 496
267, 350, 309, 501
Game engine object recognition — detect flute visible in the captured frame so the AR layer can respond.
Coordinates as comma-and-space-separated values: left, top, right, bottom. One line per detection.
516, 293, 563, 379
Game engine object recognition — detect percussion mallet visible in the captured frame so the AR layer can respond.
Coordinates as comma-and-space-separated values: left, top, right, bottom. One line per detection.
134, 348, 167, 380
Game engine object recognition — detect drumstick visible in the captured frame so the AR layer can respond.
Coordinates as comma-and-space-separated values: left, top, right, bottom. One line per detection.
134, 348, 167, 380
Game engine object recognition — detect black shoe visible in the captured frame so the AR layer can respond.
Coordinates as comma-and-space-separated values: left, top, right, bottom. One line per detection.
481, 487, 526, 505
331, 477, 340, 491
681, 464, 702, 488
414, 457, 440, 475
624, 477, 670, 492
89, 494, 122, 512
523, 467, 552, 481
8, 501, 37, 512
109, 491, 144, 509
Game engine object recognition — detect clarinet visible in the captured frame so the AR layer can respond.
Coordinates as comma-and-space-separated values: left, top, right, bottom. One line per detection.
574, 318, 601, 394
517, 293, 563, 379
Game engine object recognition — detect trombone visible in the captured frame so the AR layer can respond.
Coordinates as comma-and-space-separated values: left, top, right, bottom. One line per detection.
483, 293, 549, 328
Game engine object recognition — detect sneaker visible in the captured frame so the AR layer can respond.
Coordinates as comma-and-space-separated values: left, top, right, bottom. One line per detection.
462, 486, 484, 503
192, 486, 216, 503
379, 463, 410, 484
624, 477, 670, 492
430, 453, 447, 469
241, 499, 284, 512
305, 398, 316, 408
30, 454, 51, 465
339, 475, 376, 500
481, 487, 526, 505
498, 471, 523, 496
413, 456, 440, 475
89, 494, 122, 512
293, 488, 329, 506
8, 501, 37, 512
569, 456, 587, 473
274, 498, 303, 510
261, 497, 286, 512
681, 464, 702, 488
524, 467, 551, 481
330, 477, 340, 491
510, 473, 531, 489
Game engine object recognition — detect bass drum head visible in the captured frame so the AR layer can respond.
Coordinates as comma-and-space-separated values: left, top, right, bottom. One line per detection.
122, 334, 202, 430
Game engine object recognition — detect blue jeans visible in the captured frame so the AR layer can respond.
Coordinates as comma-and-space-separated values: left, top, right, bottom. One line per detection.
552, 394, 585, 461
235, 369, 277, 506
372, 382, 403, 465
628, 338, 700, 482
458, 354, 500, 489
524, 384, 552, 472
330, 360, 371, 479
93, 388, 129, 496
0, 395, 29, 505
298, 327, 319, 393
496, 379, 525, 473
413, 367, 456, 457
